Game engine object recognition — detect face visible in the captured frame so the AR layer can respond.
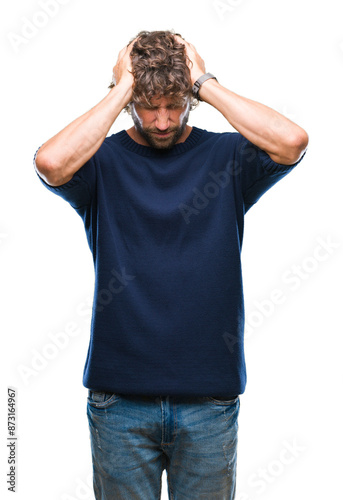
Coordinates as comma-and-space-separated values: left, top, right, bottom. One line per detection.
131, 96, 191, 149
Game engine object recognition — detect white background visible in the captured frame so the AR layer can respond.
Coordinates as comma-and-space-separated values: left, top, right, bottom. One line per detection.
1, 0, 342, 498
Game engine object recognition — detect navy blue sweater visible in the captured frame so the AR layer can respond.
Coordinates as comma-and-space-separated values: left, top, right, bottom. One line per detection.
34, 126, 305, 397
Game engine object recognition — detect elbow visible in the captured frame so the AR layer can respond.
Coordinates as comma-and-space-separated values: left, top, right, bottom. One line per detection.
282, 128, 309, 165
34, 151, 53, 182
34, 150, 64, 186
292, 128, 309, 154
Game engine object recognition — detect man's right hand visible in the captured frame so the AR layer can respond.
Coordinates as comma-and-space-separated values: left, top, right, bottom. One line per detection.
34, 38, 140, 187
111, 39, 137, 97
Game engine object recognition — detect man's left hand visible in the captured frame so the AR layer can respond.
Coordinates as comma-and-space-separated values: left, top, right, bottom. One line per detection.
174, 35, 206, 85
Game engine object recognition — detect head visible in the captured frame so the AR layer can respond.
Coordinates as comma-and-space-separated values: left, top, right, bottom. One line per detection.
109, 30, 199, 149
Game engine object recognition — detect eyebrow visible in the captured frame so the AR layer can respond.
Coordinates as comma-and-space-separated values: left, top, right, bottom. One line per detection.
138, 100, 188, 109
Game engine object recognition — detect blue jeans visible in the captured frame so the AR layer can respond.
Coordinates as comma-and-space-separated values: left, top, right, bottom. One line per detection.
87, 391, 240, 499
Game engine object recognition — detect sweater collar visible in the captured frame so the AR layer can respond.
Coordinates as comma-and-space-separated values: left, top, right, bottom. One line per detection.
115, 126, 204, 157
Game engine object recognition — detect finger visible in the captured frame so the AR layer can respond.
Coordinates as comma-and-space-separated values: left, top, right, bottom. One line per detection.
116, 46, 127, 61
174, 34, 188, 47
118, 37, 137, 58
126, 36, 139, 52
187, 42, 197, 53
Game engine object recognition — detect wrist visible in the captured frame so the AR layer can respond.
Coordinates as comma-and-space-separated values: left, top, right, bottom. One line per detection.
198, 78, 222, 103
190, 70, 205, 86
192, 73, 218, 101
109, 79, 133, 107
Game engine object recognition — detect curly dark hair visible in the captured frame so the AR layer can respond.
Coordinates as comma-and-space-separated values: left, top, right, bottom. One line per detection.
108, 29, 199, 114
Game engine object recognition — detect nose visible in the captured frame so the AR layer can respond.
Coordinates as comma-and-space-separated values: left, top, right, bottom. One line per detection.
155, 108, 170, 131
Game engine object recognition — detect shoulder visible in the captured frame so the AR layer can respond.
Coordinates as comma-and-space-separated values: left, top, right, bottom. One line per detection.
193, 126, 242, 149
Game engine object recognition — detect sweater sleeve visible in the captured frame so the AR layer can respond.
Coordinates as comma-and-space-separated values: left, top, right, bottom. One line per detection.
236, 134, 307, 213
33, 144, 97, 209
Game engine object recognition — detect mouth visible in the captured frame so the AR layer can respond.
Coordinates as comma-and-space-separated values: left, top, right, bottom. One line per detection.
153, 131, 172, 138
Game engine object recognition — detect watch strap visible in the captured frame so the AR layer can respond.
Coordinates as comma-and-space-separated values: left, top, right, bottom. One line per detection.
192, 73, 217, 100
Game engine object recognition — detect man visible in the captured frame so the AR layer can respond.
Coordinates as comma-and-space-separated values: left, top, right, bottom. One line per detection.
33, 30, 308, 499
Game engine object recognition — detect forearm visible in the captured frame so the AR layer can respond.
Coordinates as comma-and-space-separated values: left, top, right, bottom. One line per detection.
199, 78, 309, 165
35, 83, 132, 186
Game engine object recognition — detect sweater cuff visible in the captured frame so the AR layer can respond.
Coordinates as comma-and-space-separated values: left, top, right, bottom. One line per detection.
259, 147, 307, 174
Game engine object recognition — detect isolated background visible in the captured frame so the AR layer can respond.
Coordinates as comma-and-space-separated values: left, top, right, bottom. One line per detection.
1, 0, 342, 498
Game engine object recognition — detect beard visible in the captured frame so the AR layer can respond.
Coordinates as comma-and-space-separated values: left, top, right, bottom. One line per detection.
131, 102, 190, 150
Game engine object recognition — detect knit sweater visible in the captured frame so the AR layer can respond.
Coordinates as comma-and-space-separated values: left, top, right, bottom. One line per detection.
34, 126, 305, 397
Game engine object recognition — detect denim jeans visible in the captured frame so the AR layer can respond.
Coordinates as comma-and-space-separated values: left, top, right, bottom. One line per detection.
87, 390, 240, 499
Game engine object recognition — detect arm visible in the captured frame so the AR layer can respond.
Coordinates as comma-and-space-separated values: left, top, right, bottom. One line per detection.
178, 37, 309, 165
35, 40, 136, 187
